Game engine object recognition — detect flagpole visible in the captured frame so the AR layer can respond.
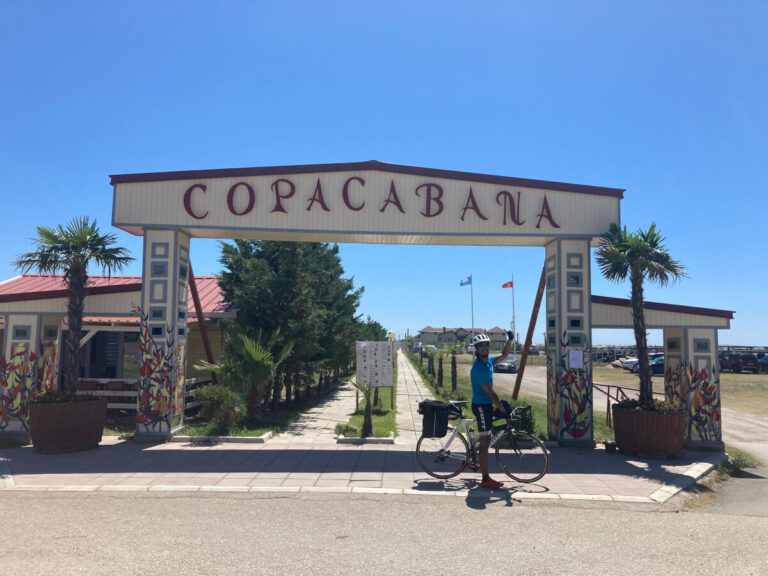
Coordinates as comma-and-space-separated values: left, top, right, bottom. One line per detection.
470, 274, 475, 338
512, 273, 516, 343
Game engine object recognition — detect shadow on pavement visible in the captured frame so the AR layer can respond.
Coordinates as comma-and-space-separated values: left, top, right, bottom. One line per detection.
2, 440, 722, 494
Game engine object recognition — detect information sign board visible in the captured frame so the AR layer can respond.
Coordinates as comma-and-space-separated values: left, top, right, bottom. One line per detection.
356, 341, 393, 388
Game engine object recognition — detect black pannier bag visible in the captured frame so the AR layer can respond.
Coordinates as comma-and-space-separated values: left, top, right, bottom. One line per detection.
418, 400, 451, 438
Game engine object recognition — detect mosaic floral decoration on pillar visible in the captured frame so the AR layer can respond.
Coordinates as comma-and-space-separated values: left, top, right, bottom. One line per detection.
547, 332, 592, 441
136, 309, 184, 434
546, 352, 559, 439
664, 360, 686, 410
686, 363, 720, 443
0, 340, 57, 431
557, 333, 592, 441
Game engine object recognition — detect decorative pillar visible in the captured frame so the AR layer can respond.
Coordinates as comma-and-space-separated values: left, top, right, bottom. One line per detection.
135, 229, 190, 439
0, 314, 45, 434
545, 239, 594, 446
664, 327, 723, 450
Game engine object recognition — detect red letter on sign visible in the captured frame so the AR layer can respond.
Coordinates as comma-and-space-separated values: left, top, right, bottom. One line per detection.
460, 187, 488, 221
271, 179, 296, 213
307, 178, 331, 212
342, 176, 365, 211
380, 180, 405, 214
415, 183, 444, 218
535, 195, 561, 229
183, 184, 208, 220
495, 190, 525, 226
227, 182, 255, 216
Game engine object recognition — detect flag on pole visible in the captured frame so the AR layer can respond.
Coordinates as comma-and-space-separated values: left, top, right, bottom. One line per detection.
502, 280, 514, 289
460, 275, 472, 286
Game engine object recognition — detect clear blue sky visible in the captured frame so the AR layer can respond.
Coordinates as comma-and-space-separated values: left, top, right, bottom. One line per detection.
1, 1, 765, 346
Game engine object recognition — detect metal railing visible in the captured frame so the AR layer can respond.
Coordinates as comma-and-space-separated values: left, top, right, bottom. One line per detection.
592, 381, 664, 428
76, 376, 211, 412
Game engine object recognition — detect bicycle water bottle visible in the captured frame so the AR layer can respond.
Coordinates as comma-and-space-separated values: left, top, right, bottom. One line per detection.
469, 427, 480, 460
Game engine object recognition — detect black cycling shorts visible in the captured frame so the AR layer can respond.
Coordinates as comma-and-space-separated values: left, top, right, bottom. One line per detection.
471, 403, 494, 437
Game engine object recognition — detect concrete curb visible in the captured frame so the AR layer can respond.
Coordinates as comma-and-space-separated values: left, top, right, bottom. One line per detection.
336, 435, 395, 445
648, 452, 727, 503
2, 483, 661, 502
170, 432, 273, 444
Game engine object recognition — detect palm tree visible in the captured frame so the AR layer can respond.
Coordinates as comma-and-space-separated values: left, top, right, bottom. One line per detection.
436, 348, 445, 387
596, 222, 686, 404
445, 344, 459, 391
196, 329, 292, 417
15, 217, 133, 395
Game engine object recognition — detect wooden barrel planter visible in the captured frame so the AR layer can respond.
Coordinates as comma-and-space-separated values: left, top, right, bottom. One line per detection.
611, 404, 686, 458
29, 399, 108, 453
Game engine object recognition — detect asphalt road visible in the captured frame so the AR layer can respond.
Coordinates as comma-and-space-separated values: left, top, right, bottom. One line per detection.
1, 491, 766, 576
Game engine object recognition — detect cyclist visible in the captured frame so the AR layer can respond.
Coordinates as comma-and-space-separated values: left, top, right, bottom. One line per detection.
470, 330, 514, 489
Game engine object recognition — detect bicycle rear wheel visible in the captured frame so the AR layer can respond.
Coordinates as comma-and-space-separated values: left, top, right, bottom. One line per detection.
416, 430, 469, 479
494, 431, 549, 483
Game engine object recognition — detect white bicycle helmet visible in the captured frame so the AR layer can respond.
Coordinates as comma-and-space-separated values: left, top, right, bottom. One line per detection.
471, 333, 491, 346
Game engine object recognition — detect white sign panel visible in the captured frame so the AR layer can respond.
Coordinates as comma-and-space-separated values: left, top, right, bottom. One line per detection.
356, 341, 394, 388
569, 349, 584, 370
112, 161, 622, 247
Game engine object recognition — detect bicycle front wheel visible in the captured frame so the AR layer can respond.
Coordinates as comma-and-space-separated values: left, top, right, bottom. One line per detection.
495, 431, 549, 483
416, 431, 469, 479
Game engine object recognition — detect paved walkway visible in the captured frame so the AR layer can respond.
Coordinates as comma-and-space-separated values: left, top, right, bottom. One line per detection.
0, 350, 725, 503
270, 380, 358, 444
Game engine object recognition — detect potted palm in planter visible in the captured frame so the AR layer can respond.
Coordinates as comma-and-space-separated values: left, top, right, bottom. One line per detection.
15, 217, 133, 452
596, 222, 687, 457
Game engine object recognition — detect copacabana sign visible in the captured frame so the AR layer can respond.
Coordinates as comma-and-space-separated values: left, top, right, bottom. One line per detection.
111, 161, 622, 246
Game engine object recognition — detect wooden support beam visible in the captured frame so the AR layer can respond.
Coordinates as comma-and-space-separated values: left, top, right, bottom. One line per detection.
188, 262, 218, 385
512, 263, 547, 400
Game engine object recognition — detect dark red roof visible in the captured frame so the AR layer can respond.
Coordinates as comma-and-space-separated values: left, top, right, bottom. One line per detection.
110, 160, 625, 198
591, 295, 734, 319
0, 274, 141, 302
0, 274, 234, 318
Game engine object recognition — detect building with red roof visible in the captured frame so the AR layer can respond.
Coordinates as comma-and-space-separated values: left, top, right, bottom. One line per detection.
0, 274, 235, 392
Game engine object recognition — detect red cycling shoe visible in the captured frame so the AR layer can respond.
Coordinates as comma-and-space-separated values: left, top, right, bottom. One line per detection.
480, 477, 504, 489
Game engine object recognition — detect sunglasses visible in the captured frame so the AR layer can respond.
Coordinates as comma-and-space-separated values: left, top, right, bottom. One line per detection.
476, 343, 490, 348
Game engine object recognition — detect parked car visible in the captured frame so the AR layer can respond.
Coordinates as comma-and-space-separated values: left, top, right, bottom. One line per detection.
621, 357, 638, 371
720, 353, 760, 373
759, 355, 768, 373
421, 345, 437, 358
494, 355, 519, 373
623, 353, 663, 372
632, 355, 665, 375
529, 346, 539, 355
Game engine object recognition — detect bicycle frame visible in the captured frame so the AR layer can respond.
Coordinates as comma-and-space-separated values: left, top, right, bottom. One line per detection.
445, 407, 527, 459
441, 413, 516, 463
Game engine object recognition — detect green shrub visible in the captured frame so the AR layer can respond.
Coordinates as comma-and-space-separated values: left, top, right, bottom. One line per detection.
334, 423, 358, 436
197, 385, 245, 435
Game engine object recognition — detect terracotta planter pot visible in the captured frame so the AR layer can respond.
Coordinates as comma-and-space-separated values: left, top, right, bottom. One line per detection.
29, 399, 108, 453
611, 405, 686, 458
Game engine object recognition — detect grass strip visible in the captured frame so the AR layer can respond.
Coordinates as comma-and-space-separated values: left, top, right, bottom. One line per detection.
343, 355, 398, 438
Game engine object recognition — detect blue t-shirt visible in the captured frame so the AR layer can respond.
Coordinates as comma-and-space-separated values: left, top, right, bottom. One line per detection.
470, 356, 497, 404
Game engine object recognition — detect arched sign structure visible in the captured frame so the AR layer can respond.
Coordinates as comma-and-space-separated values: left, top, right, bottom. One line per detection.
109, 161, 723, 449
0, 161, 726, 449
112, 161, 727, 445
